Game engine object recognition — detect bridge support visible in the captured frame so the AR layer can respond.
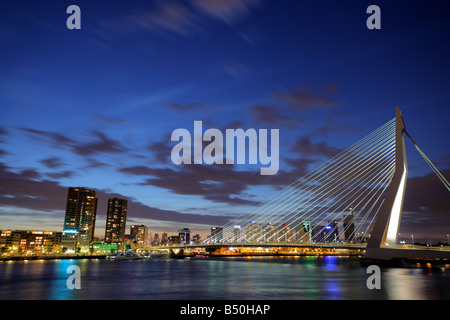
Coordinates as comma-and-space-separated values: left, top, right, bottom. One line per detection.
362, 107, 450, 266
367, 107, 407, 249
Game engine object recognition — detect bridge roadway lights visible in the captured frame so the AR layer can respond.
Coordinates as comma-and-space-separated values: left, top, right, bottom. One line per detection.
159, 243, 366, 258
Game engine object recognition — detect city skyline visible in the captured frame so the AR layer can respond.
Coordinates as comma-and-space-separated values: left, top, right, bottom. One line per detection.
1, 1, 449, 242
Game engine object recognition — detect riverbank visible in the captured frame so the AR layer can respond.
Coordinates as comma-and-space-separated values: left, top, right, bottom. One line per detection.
0, 251, 362, 262
0, 254, 107, 262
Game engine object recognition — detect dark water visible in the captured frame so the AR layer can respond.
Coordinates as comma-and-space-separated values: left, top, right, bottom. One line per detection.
0, 256, 449, 300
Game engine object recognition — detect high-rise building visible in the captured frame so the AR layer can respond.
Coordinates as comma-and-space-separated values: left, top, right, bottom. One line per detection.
161, 232, 168, 245
343, 214, 355, 242
278, 223, 293, 243
62, 187, 98, 249
324, 220, 339, 242
244, 221, 260, 242
130, 225, 149, 247
233, 225, 241, 242
262, 223, 276, 242
211, 227, 223, 243
295, 221, 311, 244
105, 198, 128, 244
178, 228, 191, 244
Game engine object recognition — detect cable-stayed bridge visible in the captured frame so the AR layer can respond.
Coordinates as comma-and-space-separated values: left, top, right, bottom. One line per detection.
155, 108, 450, 265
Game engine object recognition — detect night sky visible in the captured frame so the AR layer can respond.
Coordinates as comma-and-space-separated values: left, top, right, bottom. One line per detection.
0, 0, 449, 241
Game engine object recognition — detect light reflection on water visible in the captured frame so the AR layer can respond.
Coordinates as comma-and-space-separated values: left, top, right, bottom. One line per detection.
0, 256, 448, 300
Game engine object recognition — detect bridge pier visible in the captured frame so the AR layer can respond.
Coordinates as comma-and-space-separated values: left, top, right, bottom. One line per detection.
169, 248, 185, 258
361, 108, 450, 267
361, 247, 450, 267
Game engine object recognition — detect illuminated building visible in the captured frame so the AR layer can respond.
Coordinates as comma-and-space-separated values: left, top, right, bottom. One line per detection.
233, 225, 241, 242
343, 214, 355, 242
262, 223, 276, 242
62, 187, 98, 250
244, 221, 260, 242
278, 223, 293, 243
161, 232, 168, 245
130, 225, 149, 247
178, 228, 191, 244
192, 234, 201, 244
0, 230, 62, 254
105, 198, 128, 244
295, 221, 311, 244
168, 235, 181, 245
211, 227, 223, 243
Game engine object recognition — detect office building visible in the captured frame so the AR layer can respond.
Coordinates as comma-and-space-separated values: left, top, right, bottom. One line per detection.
178, 228, 191, 244
211, 227, 223, 243
343, 214, 355, 242
130, 225, 149, 247
1, 230, 62, 254
62, 187, 98, 249
105, 198, 128, 244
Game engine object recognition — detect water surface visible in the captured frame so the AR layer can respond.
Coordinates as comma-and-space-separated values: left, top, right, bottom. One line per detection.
0, 256, 448, 300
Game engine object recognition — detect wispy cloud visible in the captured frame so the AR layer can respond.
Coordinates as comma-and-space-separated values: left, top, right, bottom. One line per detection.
0, 161, 231, 228
272, 84, 340, 112
97, 0, 263, 39
190, 0, 262, 24
19, 127, 129, 157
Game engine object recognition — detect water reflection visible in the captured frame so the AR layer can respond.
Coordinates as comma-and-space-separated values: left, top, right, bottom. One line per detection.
0, 257, 448, 300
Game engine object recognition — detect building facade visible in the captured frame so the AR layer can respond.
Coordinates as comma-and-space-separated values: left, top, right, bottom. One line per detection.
62, 187, 98, 250
130, 225, 149, 247
104, 198, 128, 244
0, 230, 62, 254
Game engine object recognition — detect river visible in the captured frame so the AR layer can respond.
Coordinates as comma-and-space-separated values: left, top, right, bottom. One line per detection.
0, 256, 449, 300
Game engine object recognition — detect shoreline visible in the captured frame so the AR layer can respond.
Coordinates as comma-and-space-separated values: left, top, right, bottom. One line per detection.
0, 255, 107, 262
0, 251, 361, 262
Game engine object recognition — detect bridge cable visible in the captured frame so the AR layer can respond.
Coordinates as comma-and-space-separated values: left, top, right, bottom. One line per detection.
404, 130, 450, 192
218, 118, 397, 244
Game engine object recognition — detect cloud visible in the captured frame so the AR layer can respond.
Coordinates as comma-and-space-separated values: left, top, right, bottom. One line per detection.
19, 127, 75, 145
99, 1, 199, 39
313, 117, 362, 137
45, 170, 75, 179
40, 157, 66, 169
190, 0, 262, 24
19, 127, 129, 157
164, 102, 218, 113
133, 1, 198, 37
403, 169, 450, 215
92, 113, 131, 125
398, 169, 450, 239
0, 162, 67, 212
147, 140, 173, 164
71, 130, 128, 156
118, 154, 319, 206
0, 126, 8, 137
246, 83, 346, 129
273, 84, 340, 112
0, 161, 231, 230
98, 0, 263, 40
291, 136, 343, 159
249, 104, 306, 127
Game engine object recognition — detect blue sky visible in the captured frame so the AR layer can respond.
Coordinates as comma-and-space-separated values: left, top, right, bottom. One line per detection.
0, 0, 449, 240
